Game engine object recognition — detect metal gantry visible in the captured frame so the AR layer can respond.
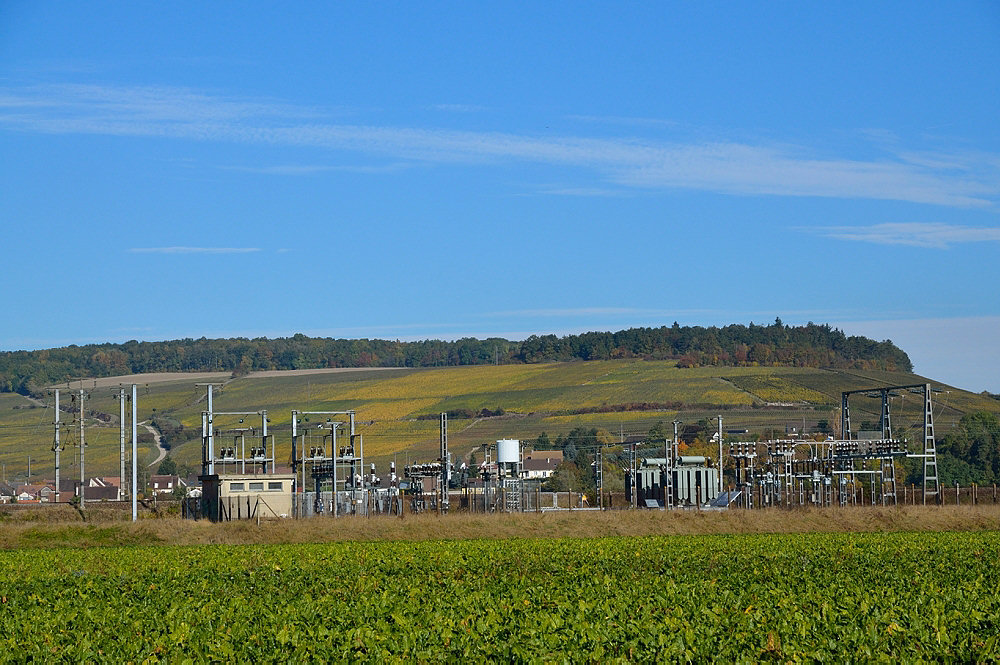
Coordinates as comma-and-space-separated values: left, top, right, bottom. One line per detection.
842, 383, 940, 505
402, 413, 453, 514
291, 410, 363, 517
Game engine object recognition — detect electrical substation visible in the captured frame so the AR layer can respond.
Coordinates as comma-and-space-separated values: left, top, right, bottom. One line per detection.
189, 381, 945, 520
30, 378, 946, 522
626, 383, 942, 510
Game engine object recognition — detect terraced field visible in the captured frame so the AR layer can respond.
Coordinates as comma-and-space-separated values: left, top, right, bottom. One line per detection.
1, 360, 997, 481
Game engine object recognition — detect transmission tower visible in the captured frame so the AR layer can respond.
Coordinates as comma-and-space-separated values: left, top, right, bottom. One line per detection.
922, 384, 940, 504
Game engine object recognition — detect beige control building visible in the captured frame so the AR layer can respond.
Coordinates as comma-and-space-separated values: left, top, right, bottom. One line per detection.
200, 473, 295, 521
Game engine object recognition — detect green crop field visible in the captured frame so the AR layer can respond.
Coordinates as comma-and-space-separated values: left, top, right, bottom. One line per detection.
1, 531, 998, 660
1, 359, 997, 482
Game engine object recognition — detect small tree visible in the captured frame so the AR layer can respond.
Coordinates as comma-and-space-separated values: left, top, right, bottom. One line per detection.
157, 456, 178, 476
647, 421, 667, 443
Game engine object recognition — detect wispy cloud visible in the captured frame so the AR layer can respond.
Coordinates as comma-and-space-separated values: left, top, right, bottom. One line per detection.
218, 162, 410, 175
2, 83, 998, 207
566, 114, 678, 128
431, 103, 487, 113
537, 187, 632, 197
806, 222, 1000, 248
485, 307, 653, 318
129, 247, 261, 254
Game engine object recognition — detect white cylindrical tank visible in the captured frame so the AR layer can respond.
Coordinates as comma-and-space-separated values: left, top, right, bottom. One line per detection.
497, 439, 520, 464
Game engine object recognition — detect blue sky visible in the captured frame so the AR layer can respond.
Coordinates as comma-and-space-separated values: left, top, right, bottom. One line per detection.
1, 2, 998, 391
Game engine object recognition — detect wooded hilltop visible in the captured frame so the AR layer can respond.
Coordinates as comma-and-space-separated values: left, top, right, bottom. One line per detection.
0, 319, 911, 395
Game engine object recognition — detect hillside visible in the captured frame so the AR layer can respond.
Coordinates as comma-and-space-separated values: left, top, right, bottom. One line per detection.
1, 360, 996, 489
0, 321, 911, 395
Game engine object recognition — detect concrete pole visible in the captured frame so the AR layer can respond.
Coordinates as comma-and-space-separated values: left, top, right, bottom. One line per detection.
717, 415, 724, 494
291, 411, 300, 512
79, 389, 86, 509
332, 423, 338, 518
119, 388, 126, 501
131, 384, 138, 522
207, 385, 214, 475
260, 410, 266, 473
53, 390, 61, 504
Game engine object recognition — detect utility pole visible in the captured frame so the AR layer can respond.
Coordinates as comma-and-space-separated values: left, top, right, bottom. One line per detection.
627, 443, 638, 509
595, 446, 603, 510
333, 420, 342, 517
78, 389, 86, 509
439, 412, 449, 514
717, 415, 724, 494
53, 390, 62, 503
131, 384, 138, 521
197, 383, 223, 477
119, 387, 127, 501
207, 384, 214, 475
671, 420, 681, 463
664, 421, 678, 511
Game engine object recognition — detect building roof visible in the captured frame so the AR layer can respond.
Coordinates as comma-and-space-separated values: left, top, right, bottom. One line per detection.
524, 449, 564, 462
16, 484, 53, 494
523, 458, 561, 472
83, 485, 119, 501
150, 474, 185, 484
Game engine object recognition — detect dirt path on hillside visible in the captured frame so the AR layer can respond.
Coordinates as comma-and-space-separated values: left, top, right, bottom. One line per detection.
141, 422, 167, 468
21, 394, 47, 408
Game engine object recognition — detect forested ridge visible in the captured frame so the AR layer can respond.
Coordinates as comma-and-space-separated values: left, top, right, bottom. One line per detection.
0, 319, 911, 395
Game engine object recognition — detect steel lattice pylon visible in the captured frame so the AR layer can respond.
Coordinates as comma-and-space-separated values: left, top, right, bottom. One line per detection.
922, 384, 940, 504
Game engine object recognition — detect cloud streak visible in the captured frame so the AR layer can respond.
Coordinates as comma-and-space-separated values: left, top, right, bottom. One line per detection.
129, 247, 261, 254
807, 222, 1000, 248
2, 83, 998, 207
218, 162, 410, 175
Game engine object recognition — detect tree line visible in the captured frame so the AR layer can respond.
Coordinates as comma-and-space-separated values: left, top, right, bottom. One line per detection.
0, 319, 911, 395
